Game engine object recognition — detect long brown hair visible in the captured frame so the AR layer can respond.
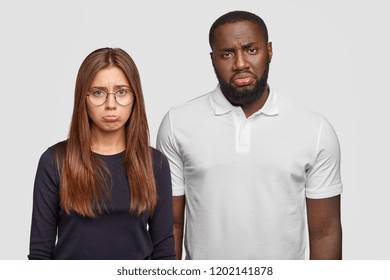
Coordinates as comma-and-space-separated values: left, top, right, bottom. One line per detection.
59, 48, 157, 218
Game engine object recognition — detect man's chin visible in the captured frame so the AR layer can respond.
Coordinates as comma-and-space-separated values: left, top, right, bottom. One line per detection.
231, 84, 257, 93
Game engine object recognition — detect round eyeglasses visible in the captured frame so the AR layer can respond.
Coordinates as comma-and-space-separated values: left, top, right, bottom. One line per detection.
86, 88, 135, 106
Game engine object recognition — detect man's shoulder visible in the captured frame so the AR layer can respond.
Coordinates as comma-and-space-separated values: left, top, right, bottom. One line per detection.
277, 92, 323, 120
168, 91, 213, 117
157, 91, 215, 140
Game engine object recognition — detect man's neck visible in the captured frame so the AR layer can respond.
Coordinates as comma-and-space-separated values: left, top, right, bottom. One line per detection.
241, 86, 269, 118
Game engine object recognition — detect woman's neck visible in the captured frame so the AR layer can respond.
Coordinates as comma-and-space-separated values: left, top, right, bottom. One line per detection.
90, 127, 126, 155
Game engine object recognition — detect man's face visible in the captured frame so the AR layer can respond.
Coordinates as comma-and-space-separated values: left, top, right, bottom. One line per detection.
211, 21, 272, 106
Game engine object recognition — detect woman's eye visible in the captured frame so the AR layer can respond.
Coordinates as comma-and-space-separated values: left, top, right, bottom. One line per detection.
93, 90, 105, 97
117, 89, 127, 96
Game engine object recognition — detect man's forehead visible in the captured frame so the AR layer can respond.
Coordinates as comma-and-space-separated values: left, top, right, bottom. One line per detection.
213, 21, 264, 48
215, 21, 261, 34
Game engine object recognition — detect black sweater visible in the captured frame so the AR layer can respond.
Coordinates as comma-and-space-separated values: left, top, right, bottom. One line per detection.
28, 143, 175, 260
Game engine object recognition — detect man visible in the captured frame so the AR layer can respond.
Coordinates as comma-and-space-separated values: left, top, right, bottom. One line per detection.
157, 11, 342, 260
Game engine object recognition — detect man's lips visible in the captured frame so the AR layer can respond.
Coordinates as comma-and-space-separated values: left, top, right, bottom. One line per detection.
103, 115, 119, 121
231, 73, 255, 86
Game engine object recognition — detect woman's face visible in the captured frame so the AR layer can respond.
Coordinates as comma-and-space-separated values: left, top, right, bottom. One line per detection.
86, 66, 134, 134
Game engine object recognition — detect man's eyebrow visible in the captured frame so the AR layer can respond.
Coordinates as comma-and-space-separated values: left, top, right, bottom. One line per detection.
218, 47, 236, 52
242, 42, 256, 48
218, 42, 257, 52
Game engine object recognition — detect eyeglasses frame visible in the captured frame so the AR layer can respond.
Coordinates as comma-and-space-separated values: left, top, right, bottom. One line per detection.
86, 88, 135, 106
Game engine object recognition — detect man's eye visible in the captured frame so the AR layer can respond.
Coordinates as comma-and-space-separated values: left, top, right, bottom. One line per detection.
221, 52, 232, 59
248, 48, 257, 54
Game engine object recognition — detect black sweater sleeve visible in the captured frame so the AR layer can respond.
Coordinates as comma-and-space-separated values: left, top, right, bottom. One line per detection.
28, 148, 60, 259
149, 150, 176, 260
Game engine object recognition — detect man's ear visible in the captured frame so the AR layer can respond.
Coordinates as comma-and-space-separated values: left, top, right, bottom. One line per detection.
210, 52, 215, 67
268, 42, 273, 63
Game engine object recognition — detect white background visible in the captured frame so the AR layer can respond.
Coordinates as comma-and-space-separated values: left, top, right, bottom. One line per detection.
0, 0, 388, 259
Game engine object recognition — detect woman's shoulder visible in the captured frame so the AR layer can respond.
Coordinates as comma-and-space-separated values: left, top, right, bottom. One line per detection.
35, 140, 67, 186
151, 147, 166, 161
39, 140, 65, 161
150, 147, 170, 174
150, 147, 172, 197
46, 140, 68, 154
39, 140, 68, 171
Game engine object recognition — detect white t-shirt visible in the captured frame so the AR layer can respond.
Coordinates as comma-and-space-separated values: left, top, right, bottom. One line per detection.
157, 85, 343, 259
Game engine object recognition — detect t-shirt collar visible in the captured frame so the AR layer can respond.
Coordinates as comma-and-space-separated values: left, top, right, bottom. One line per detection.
212, 84, 279, 116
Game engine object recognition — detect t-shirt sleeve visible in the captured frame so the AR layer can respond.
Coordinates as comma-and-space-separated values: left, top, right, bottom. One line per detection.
305, 117, 343, 199
149, 151, 176, 260
156, 111, 185, 196
28, 148, 60, 259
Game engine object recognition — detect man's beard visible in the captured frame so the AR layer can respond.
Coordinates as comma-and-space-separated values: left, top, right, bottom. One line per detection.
216, 63, 269, 106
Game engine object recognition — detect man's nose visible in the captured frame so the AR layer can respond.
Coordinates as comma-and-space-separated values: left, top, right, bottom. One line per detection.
233, 52, 249, 70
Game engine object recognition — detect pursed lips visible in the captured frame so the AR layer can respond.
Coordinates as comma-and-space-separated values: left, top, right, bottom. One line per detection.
231, 72, 256, 86
103, 115, 120, 121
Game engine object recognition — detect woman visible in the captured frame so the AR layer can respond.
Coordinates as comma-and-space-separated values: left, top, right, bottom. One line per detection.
28, 48, 175, 260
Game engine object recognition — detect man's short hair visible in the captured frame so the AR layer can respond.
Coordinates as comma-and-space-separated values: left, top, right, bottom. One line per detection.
209, 10, 269, 49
